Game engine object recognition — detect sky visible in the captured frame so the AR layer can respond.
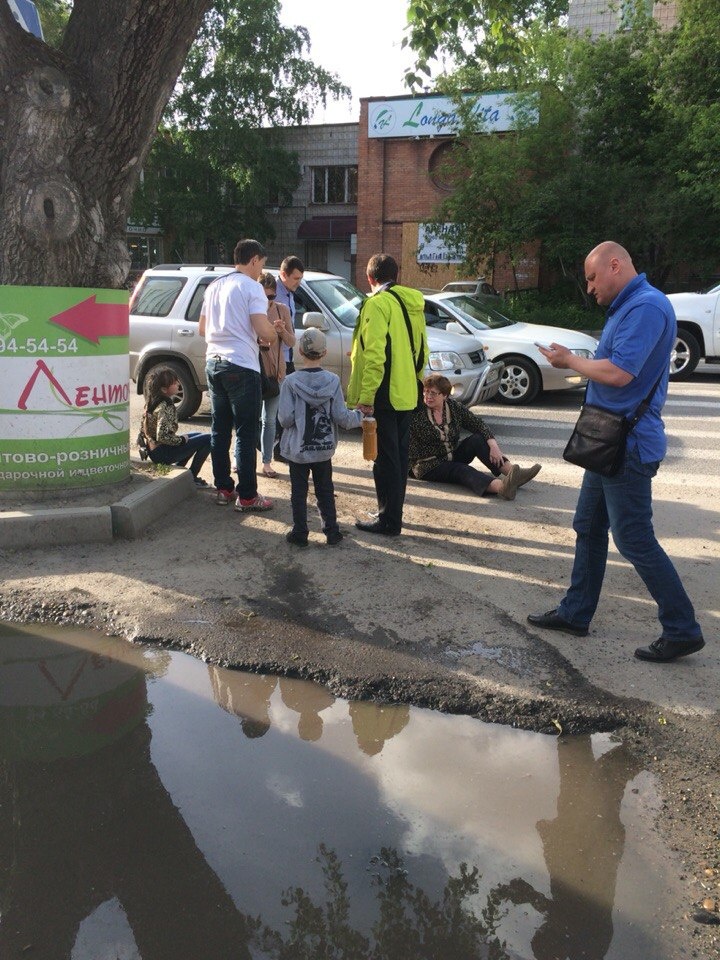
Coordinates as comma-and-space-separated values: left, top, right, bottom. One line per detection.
279, 0, 428, 123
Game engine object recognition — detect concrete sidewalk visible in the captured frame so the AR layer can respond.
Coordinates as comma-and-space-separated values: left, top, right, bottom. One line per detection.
0, 464, 194, 550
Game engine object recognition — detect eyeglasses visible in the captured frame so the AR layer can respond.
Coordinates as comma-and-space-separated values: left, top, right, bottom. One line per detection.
423, 389, 442, 397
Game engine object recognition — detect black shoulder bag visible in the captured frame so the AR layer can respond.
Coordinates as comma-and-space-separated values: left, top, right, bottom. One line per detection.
563, 371, 664, 477
385, 288, 426, 409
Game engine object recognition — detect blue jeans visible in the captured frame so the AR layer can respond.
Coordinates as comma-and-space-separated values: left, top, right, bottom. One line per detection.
205, 357, 261, 500
260, 393, 280, 465
558, 448, 701, 640
149, 432, 211, 478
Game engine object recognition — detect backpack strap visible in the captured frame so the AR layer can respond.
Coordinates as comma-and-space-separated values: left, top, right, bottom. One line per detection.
384, 287, 425, 374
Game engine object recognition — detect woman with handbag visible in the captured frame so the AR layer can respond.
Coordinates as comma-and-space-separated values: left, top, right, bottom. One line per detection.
258, 272, 295, 478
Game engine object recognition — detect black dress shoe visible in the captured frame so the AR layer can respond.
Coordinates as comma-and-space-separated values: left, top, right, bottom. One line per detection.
527, 609, 589, 637
634, 636, 705, 662
354, 520, 400, 537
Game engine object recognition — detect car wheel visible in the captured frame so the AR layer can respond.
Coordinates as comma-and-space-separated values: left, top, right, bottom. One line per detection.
496, 355, 541, 405
149, 360, 202, 420
669, 330, 700, 381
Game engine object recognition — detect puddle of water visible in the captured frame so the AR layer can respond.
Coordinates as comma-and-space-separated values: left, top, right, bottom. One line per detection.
0, 622, 681, 960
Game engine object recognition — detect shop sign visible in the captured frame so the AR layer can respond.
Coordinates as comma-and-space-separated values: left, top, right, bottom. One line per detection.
369, 93, 532, 139
417, 223, 465, 264
0, 286, 130, 491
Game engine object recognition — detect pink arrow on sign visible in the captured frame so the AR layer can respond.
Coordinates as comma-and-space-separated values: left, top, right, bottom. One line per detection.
49, 296, 128, 343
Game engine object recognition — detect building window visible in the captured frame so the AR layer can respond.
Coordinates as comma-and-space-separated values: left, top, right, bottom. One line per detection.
620, 0, 653, 28
311, 166, 358, 204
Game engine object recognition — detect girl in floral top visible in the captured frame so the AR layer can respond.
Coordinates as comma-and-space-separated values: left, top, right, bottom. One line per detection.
408, 374, 541, 500
141, 366, 211, 487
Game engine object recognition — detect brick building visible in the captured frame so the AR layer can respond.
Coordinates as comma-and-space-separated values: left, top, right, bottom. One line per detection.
356, 93, 538, 293
568, 0, 678, 37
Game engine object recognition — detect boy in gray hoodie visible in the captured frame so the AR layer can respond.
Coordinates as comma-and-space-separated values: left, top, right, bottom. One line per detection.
278, 328, 363, 546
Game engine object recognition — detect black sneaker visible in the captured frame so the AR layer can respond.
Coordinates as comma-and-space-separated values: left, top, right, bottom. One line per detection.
326, 530, 343, 546
285, 531, 308, 547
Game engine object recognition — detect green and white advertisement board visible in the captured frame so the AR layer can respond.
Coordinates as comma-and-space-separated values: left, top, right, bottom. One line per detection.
0, 286, 129, 491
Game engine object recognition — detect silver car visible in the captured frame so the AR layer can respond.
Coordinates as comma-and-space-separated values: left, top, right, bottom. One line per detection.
424, 292, 597, 405
129, 265, 503, 419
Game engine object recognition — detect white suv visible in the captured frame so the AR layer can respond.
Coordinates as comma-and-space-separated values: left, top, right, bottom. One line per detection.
129, 265, 503, 419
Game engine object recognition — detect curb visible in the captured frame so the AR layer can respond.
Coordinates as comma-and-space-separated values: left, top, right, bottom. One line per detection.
0, 467, 195, 551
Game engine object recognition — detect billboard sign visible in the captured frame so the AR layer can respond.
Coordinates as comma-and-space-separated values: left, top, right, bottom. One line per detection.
417, 223, 466, 264
368, 93, 533, 139
0, 286, 130, 490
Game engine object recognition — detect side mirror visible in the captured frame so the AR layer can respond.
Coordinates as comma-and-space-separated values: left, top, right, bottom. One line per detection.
446, 321, 469, 336
303, 312, 330, 331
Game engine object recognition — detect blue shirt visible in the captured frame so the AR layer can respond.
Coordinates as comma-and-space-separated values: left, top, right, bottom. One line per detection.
275, 278, 296, 362
587, 273, 675, 463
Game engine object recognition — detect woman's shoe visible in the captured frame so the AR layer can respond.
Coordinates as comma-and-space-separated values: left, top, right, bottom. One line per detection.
516, 463, 541, 487
498, 464, 521, 500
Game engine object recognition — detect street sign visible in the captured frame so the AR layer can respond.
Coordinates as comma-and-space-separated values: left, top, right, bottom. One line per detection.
7, 0, 44, 39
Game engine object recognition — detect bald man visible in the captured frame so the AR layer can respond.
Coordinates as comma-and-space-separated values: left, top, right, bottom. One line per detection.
527, 242, 705, 662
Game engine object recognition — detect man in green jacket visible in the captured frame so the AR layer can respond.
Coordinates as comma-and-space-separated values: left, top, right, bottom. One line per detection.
348, 253, 428, 536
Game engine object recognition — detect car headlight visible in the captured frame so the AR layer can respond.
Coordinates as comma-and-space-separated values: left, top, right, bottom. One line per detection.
570, 349, 595, 359
428, 351, 463, 371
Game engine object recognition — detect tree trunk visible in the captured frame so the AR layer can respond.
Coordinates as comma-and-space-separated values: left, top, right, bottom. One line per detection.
0, 0, 213, 288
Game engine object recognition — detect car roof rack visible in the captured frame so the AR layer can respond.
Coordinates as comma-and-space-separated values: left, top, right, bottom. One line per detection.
152, 263, 231, 271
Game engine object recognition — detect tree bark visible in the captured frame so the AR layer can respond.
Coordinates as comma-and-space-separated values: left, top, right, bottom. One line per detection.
0, 0, 213, 287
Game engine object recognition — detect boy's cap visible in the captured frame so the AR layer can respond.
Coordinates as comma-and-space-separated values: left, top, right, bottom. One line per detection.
299, 327, 326, 358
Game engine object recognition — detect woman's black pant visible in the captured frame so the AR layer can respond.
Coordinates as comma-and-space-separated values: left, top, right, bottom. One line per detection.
421, 433, 505, 496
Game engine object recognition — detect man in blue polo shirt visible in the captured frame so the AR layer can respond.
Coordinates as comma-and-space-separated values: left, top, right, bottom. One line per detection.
528, 241, 705, 662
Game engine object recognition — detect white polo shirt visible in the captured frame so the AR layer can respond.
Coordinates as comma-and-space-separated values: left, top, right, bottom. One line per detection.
202, 271, 268, 372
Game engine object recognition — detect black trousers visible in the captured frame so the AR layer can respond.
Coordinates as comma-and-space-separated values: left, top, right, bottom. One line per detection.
422, 433, 504, 496
373, 408, 412, 534
289, 459, 339, 536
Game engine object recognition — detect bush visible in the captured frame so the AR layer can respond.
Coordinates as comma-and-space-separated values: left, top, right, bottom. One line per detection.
503, 290, 604, 333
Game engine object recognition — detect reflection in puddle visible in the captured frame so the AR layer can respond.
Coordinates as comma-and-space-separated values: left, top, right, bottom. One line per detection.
0, 622, 678, 959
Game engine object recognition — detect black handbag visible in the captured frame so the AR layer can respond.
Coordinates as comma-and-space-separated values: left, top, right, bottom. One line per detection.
260, 334, 281, 400
261, 371, 279, 400
563, 372, 664, 477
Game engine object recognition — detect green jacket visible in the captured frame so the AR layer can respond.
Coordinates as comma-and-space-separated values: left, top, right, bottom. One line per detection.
346, 284, 428, 411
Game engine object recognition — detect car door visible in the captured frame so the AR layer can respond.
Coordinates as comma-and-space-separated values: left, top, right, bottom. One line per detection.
129, 275, 188, 378
292, 286, 349, 386
171, 275, 220, 386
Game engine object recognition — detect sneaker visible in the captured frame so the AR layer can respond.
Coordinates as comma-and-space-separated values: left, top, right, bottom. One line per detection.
215, 488, 235, 505
326, 530, 344, 546
194, 477, 210, 488
235, 494, 274, 512
286, 530, 309, 547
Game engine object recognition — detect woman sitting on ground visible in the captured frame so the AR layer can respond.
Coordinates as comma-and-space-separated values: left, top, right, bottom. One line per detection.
408, 374, 541, 500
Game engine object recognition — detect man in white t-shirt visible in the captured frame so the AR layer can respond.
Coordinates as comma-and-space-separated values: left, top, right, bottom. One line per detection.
199, 239, 278, 510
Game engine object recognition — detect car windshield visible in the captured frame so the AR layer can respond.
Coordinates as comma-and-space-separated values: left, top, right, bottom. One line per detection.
705, 281, 720, 295
306, 278, 366, 328
443, 295, 515, 330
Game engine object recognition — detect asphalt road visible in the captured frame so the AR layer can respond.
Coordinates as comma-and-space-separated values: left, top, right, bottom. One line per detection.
126, 361, 719, 717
